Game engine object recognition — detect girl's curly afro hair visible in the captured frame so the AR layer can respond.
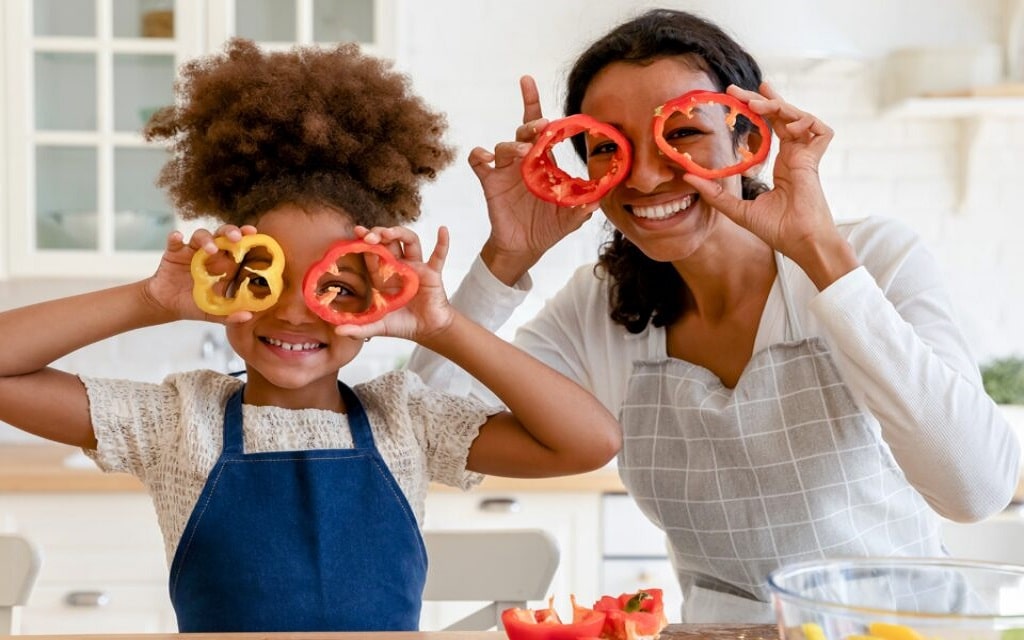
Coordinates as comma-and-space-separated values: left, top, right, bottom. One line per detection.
144, 38, 455, 228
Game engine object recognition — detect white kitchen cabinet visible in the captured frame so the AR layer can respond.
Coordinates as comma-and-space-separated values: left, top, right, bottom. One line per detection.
1, 0, 392, 279
421, 490, 602, 631
0, 492, 176, 634
600, 492, 683, 622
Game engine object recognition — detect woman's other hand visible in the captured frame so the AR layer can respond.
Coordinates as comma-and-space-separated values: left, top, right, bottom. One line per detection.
469, 75, 599, 285
686, 83, 858, 289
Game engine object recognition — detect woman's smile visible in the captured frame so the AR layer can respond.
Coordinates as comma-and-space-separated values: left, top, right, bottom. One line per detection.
629, 194, 697, 221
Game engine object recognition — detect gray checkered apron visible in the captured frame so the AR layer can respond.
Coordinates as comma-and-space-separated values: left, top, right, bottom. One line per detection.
617, 254, 944, 622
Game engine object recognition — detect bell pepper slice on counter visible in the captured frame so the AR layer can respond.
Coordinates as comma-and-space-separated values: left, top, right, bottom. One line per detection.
521, 113, 632, 207
652, 89, 771, 180
301, 239, 419, 325
190, 233, 285, 315
502, 596, 607, 640
593, 589, 669, 640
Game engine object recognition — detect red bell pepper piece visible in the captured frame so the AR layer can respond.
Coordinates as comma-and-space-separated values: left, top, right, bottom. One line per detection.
521, 113, 632, 207
593, 589, 669, 640
502, 596, 607, 640
652, 90, 771, 180
301, 239, 419, 325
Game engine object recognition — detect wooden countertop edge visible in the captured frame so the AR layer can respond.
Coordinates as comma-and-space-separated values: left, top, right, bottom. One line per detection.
0, 443, 627, 494
3, 443, 1021, 502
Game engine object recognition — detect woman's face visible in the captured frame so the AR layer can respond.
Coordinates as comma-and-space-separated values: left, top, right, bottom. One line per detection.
581, 57, 744, 263
224, 203, 368, 406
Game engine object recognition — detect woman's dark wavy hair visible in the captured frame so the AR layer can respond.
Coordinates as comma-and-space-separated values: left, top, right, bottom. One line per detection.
564, 9, 770, 333
144, 38, 455, 227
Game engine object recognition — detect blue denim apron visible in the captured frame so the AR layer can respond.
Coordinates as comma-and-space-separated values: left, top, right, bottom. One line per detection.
168, 383, 427, 632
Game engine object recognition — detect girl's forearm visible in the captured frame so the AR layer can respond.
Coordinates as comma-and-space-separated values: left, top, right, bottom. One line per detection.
419, 312, 615, 450
0, 281, 169, 376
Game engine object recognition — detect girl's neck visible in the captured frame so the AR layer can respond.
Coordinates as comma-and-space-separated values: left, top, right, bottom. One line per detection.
241, 372, 347, 413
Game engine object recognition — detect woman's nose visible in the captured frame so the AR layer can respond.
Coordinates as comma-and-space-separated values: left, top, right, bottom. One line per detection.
623, 138, 676, 193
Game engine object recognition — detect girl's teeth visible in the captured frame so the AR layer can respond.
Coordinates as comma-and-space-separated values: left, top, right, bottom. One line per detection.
266, 337, 320, 351
633, 195, 694, 220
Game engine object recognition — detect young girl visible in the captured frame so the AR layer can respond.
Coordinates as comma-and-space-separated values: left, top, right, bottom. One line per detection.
0, 39, 620, 633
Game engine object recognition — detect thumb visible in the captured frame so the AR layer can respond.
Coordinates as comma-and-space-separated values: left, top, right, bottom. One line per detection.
683, 174, 753, 228
467, 147, 494, 184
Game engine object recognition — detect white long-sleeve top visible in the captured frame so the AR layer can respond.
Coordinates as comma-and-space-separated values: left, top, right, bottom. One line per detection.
408, 216, 1020, 521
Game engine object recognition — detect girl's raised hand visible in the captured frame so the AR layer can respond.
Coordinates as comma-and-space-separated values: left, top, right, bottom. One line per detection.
330, 225, 454, 342
145, 224, 259, 324
468, 75, 599, 285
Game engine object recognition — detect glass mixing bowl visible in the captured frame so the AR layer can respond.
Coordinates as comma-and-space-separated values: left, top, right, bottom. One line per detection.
769, 558, 1024, 640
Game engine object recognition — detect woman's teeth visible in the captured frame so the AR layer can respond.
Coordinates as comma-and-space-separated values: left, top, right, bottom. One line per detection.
632, 195, 694, 220
265, 337, 321, 352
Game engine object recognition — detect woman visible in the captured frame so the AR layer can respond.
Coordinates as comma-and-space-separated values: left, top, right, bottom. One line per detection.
408, 8, 1021, 622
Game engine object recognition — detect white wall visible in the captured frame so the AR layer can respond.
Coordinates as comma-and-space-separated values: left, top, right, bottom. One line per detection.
3, 0, 1024, 443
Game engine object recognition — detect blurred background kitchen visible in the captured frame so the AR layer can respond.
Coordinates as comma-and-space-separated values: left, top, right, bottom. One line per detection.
3, 1, 1024, 449
2, 2, 1024, 634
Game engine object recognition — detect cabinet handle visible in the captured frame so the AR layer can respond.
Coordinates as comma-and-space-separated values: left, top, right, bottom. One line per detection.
65, 591, 111, 607
478, 497, 521, 513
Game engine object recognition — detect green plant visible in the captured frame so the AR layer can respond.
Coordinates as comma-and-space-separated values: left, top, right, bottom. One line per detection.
981, 356, 1024, 404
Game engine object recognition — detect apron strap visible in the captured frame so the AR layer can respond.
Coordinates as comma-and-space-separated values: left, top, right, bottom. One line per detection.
221, 381, 376, 454
775, 251, 804, 342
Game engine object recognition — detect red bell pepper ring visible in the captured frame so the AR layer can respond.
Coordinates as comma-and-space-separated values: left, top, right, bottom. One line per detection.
301, 239, 419, 325
521, 113, 632, 206
502, 596, 607, 640
652, 90, 771, 180
190, 233, 285, 315
593, 589, 669, 640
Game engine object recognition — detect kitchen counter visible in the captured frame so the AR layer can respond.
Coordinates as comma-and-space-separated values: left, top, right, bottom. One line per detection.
2, 442, 1021, 504
0, 443, 627, 494
12, 624, 780, 640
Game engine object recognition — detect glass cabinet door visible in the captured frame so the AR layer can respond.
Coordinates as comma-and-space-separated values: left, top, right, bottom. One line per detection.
4, 0, 390, 278
208, 0, 391, 55
5, 0, 203, 277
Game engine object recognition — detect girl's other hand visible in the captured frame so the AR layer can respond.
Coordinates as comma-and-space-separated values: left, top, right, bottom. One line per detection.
145, 224, 258, 323
469, 75, 598, 285
332, 225, 454, 342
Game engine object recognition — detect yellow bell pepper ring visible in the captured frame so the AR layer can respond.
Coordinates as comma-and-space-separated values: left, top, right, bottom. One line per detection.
190, 233, 285, 315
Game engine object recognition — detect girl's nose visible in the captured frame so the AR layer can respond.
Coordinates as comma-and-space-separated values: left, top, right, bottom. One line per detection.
623, 138, 676, 193
273, 280, 315, 324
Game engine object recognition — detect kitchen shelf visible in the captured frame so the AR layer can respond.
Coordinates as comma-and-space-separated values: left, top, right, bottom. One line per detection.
883, 82, 1024, 119
885, 96, 1024, 118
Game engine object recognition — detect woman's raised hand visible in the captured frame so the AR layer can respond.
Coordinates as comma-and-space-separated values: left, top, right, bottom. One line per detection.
468, 75, 599, 285
685, 83, 857, 288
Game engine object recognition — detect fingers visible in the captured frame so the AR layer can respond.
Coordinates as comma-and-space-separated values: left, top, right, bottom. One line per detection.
427, 226, 450, 275
682, 173, 750, 227
354, 225, 424, 263
468, 146, 495, 183
520, 75, 543, 123
189, 224, 251, 255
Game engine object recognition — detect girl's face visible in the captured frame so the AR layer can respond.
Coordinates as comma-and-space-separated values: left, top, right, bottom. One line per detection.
581, 57, 744, 263
224, 203, 368, 408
